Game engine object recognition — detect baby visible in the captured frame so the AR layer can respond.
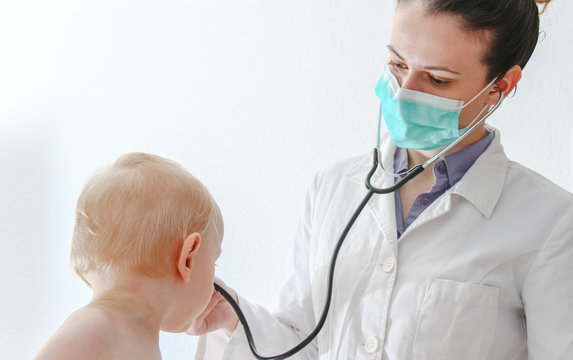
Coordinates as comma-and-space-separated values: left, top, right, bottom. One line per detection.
35, 152, 223, 360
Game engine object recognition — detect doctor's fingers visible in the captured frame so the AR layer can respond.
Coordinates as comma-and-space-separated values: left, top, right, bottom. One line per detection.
213, 276, 238, 302
186, 289, 225, 335
187, 283, 238, 335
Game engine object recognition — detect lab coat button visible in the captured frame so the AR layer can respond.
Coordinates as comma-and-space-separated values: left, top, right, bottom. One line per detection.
382, 257, 395, 273
365, 336, 379, 353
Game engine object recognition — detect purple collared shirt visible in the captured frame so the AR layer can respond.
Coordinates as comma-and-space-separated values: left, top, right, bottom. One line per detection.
394, 131, 494, 237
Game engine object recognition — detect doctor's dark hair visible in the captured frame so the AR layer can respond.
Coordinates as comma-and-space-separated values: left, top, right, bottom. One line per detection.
396, 0, 552, 81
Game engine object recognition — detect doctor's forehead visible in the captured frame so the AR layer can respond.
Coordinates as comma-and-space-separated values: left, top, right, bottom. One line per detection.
389, 1, 489, 73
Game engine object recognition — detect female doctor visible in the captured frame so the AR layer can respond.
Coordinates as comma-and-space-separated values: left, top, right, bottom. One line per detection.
189, 0, 573, 358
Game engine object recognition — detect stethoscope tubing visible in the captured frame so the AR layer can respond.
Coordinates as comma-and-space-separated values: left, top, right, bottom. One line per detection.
213, 149, 392, 359
213, 88, 505, 359
215, 183, 375, 359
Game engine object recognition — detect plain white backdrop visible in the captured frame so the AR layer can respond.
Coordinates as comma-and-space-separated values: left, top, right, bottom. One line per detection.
0, 1, 571, 359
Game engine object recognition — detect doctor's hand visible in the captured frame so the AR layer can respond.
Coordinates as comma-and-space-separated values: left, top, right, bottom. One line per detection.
187, 277, 239, 338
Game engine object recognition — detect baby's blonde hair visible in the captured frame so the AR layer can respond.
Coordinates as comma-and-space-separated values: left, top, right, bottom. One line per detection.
71, 152, 217, 281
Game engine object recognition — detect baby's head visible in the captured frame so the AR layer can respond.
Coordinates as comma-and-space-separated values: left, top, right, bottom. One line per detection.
71, 152, 223, 313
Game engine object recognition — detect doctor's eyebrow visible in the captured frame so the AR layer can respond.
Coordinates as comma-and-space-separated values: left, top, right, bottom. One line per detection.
386, 45, 462, 75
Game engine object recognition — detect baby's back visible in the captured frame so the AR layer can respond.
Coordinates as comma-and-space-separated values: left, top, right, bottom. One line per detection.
35, 304, 162, 360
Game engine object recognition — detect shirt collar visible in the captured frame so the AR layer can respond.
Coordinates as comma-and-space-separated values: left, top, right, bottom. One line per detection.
394, 130, 494, 189
443, 130, 494, 185
343, 126, 508, 221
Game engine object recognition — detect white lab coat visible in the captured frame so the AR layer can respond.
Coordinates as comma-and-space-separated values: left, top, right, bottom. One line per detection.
196, 127, 573, 360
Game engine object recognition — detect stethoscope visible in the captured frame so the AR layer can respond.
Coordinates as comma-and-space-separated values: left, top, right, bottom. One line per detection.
214, 88, 505, 359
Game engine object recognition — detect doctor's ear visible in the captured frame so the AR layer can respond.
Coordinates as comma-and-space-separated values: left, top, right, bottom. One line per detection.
177, 232, 201, 282
487, 65, 522, 104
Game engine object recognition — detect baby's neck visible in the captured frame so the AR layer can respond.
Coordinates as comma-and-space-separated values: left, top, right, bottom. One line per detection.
88, 272, 173, 338
91, 291, 163, 337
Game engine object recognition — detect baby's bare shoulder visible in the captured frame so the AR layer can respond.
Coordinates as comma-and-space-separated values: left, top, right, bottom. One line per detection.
35, 306, 118, 360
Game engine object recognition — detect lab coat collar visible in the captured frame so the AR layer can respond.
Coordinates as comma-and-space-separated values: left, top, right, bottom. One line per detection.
343, 125, 508, 219
449, 126, 508, 218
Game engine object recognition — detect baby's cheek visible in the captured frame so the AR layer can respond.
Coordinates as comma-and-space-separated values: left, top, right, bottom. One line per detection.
200, 268, 216, 303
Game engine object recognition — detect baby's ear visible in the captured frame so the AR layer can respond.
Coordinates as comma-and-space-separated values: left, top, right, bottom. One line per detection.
177, 233, 201, 282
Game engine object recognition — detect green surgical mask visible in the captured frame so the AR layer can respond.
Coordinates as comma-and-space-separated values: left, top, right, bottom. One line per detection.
374, 65, 496, 150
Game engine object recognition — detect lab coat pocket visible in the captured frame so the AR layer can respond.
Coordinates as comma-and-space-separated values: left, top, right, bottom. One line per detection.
412, 279, 499, 360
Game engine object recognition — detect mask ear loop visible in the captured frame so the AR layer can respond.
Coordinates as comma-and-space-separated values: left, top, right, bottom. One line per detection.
459, 80, 501, 136
376, 82, 504, 178
458, 100, 490, 137
423, 86, 505, 168
461, 77, 498, 109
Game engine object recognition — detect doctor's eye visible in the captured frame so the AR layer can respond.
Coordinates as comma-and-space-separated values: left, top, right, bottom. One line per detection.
428, 75, 450, 86
389, 60, 408, 70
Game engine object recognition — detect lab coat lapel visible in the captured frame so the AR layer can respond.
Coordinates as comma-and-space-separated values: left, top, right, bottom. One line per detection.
365, 141, 400, 249
401, 127, 509, 237
341, 128, 508, 244
343, 136, 399, 250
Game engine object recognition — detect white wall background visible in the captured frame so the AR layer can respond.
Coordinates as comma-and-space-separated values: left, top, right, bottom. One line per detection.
0, 1, 571, 359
